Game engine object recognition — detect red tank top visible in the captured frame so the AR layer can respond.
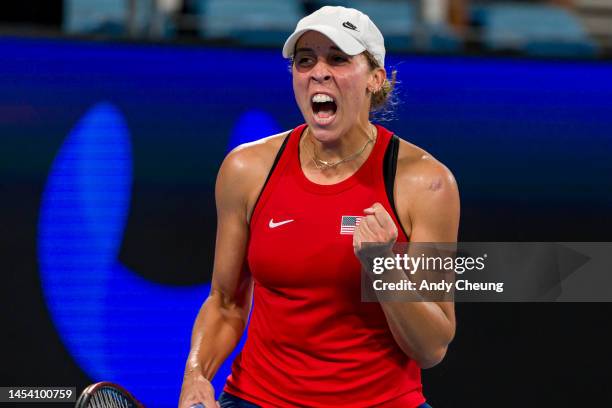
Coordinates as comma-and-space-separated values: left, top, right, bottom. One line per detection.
224, 124, 425, 407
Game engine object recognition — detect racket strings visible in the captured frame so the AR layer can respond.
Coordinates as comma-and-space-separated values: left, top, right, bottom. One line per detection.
89, 387, 132, 408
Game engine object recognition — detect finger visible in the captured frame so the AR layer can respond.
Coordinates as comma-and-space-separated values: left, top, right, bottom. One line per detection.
358, 216, 376, 242
198, 396, 217, 408
182, 388, 213, 408
180, 394, 200, 408
366, 207, 398, 244
353, 221, 361, 251
365, 202, 396, 232
363, 204, 385, 230
180, 399, 200, 408
184, 396, 207, 408
202, 393, 217, 408
365, 215, 394, 245
364, 214, 382, 235
364, 202, 384, 213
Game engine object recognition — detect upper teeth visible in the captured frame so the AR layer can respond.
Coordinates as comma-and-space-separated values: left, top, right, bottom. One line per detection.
312, 94, 334, 103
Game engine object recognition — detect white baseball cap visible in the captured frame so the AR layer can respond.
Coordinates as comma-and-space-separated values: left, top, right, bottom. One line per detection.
282, 6, 386, 67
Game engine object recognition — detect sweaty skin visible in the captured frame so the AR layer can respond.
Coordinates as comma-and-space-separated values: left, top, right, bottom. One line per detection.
293, 32, 385, 165
178, 31, 459, 407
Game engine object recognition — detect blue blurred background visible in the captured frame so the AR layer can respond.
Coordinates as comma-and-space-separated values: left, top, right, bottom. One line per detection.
1, 1, 612, 407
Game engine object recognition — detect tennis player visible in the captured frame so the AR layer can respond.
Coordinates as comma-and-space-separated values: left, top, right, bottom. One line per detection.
179, 6, 459, 408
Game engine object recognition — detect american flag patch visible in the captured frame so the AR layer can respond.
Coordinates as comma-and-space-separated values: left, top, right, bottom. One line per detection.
340, 215, 362, 235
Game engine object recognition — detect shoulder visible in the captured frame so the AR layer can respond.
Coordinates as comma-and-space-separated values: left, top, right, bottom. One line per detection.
393, 137, 460, 237
394, 137, 458, 198
218, 130, 291, 184
216, 130, 292, 220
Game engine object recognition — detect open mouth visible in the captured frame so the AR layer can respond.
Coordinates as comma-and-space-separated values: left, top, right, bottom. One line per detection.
311, 93, 337, 124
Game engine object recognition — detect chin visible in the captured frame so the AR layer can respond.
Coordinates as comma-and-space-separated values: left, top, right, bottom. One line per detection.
307, 114, 346, 142
307, 125, 343, 144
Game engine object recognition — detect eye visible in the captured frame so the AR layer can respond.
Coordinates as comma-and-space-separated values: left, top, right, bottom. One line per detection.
331, 55, 349, 64
295, 55, 315, 67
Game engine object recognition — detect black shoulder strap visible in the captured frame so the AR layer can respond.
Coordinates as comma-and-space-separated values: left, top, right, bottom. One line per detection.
383, 134, 399, 208
382, 134, 409, 239
250, 131, 292, 220
262, 131, 291, 188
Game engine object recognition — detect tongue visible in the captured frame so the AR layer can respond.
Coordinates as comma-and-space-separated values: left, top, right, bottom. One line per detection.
317, 109, 335, 118
314, 101, 336, 118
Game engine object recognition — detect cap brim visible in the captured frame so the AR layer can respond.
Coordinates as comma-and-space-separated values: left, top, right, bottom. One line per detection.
282, 25, 366, 59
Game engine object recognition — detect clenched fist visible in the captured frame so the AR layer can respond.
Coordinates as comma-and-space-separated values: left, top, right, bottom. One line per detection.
353, 202, 398, 260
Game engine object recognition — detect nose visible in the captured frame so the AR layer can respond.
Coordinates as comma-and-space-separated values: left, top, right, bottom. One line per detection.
311, 59, 332, 83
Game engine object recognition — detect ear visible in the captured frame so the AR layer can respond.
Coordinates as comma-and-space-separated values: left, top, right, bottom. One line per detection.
367, 67, 386, 93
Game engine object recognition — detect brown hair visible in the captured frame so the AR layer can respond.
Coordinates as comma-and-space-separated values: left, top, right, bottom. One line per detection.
363, 50, 398, 113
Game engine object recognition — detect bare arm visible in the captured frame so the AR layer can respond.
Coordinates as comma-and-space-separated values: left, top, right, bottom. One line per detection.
179, 133, 287, 407
179, 149, 255, 407
354, 152, 460, 369
386, 158, 459, 368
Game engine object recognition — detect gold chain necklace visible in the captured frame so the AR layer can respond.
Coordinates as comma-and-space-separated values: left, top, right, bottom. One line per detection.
307, 125, 376, 170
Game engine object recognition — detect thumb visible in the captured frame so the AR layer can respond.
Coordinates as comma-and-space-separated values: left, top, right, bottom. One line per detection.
364, 202, 383, 214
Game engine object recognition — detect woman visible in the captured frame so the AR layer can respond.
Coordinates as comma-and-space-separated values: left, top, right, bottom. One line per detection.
179, 6, 459, 408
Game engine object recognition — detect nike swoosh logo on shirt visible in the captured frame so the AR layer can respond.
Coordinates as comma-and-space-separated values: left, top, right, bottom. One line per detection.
269, 218, 294, 228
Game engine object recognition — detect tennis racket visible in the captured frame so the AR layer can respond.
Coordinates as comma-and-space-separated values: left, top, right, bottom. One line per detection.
75, 382, 144, 408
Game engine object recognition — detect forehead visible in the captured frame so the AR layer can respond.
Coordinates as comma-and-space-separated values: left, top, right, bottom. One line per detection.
295, 31, 342, 52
